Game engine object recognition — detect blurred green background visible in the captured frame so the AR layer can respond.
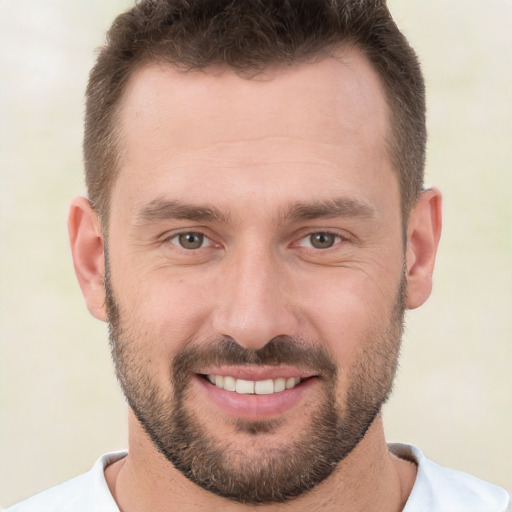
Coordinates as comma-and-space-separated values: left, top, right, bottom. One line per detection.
0, 0, 511, 507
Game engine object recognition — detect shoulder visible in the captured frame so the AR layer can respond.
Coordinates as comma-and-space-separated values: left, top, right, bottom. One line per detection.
4, 451, 127, 512
389, 443, 510, 512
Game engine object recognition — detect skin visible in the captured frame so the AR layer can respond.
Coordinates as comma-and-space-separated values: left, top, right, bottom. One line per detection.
68, 47, 442, 511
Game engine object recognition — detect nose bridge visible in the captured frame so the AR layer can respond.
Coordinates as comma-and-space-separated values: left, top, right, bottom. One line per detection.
212, 240, 296, 349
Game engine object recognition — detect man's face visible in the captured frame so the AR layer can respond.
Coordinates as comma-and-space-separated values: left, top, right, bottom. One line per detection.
105, 49, 406, 503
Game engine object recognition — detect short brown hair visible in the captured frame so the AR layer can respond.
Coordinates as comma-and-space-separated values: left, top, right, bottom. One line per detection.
84, 0, 426, 223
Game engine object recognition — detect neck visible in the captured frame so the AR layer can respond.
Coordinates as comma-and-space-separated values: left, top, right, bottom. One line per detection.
105, 411, 416, 512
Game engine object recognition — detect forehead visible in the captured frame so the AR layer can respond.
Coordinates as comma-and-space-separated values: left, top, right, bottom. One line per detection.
112, 48, 396, 219
118, 48, 389, 153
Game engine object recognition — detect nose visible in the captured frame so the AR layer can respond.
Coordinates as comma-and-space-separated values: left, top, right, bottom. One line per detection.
211, 243, 299, 350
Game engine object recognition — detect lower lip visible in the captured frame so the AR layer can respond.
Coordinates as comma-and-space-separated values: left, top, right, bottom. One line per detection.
194, 375, 317, 420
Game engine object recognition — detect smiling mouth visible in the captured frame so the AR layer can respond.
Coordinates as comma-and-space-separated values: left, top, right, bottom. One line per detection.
202, 374, 304, 395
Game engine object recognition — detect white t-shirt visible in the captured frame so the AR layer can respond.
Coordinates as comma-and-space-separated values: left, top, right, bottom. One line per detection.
4, 444, 510, 512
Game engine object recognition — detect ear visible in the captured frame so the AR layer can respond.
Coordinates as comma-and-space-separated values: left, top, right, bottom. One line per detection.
68, 197, 107, 322
405, 188, 442, 310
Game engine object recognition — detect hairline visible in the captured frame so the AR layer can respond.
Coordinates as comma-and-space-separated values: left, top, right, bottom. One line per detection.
94, 45, 416, 232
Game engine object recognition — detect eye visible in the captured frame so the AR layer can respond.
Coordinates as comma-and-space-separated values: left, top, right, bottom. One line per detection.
171, 232, 210, 250
300, 232, 341, 249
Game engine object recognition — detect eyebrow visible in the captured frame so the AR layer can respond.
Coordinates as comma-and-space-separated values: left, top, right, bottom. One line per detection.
136, 199, 230, 224
135, 196, 375, 225
281, 197, 375, 222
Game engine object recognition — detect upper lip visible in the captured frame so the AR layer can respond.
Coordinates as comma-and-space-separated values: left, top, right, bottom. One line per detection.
198, 366, 318, 381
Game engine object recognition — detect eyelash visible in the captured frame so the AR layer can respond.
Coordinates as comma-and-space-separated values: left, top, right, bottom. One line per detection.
164, 230, 346, 251
167, 231, 215, 250
296, 231, 344, 250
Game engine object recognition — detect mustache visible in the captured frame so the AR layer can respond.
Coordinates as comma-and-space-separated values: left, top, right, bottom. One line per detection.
172, 336, 337, 381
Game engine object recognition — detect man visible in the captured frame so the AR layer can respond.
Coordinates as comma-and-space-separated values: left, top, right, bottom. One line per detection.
6, 0, 509, 511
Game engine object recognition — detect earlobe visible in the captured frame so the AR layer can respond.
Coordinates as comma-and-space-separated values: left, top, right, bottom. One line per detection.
67, 197, 108, 322
405, 188, 442, 310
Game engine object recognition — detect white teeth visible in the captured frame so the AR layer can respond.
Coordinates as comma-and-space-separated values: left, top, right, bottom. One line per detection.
286, 377, 299, 389
274, 377, 286, 393
236, 379, 255, 394
223, 376, 236, 391
254, 379, 274, 395
205, 375, 302, 394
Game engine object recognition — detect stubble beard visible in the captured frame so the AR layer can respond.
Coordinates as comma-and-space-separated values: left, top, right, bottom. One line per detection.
105, 262, 406, 504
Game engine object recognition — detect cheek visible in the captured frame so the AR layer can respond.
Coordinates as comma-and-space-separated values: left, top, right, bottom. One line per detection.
112, 267, 215, 373
297, 266, 402, 364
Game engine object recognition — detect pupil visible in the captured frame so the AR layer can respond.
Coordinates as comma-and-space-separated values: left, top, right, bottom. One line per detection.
179, 233, 203, 249
311, 233, 334, 248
